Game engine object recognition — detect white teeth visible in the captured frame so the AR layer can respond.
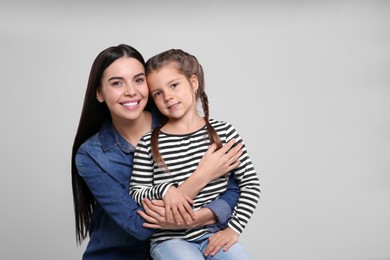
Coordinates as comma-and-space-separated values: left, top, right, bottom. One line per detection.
122, 102, 138, 107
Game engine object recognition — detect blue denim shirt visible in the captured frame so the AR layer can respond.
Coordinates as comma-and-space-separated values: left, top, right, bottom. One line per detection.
75, 117, 239, 260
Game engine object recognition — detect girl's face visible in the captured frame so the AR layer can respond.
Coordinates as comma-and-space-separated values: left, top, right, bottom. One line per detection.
97, 57, 148, 125
147, 64, 198, 120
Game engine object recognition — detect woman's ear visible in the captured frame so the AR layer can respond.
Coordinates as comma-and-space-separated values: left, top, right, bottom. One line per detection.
96, 91, 104, 103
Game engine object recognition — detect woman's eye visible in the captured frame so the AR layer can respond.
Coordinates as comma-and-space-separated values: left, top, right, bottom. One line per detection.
111, 81, 123, 87
135, 77, 145, 84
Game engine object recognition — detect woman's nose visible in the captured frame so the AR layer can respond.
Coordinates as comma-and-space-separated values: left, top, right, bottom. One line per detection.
124, 83, 136, 96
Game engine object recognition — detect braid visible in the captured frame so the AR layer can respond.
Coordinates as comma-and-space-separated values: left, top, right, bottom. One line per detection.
151, 122, 169, 172
199, 87, 222, 150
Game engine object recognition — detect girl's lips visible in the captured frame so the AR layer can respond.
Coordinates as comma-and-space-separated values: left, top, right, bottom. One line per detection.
168, 102, 180, 109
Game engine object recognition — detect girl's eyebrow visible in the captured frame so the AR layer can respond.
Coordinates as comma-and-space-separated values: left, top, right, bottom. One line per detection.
167, 77, 180, 85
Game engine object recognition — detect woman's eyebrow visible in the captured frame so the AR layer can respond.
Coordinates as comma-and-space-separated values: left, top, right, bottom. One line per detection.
108, 73, 145, 81
108, 76, 124, 81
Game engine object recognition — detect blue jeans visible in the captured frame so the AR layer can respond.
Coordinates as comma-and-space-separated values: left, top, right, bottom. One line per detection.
150, 233, 252, 260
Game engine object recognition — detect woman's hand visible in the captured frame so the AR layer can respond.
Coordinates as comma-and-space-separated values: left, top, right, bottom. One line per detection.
178, 139, 243, 199
137, 199, 166, 229
163, 186, 195, 225
204, 227, 239, 257
197, 139, 243, 182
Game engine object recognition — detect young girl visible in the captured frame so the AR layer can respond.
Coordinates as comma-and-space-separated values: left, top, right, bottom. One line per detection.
130, 49, 261, 259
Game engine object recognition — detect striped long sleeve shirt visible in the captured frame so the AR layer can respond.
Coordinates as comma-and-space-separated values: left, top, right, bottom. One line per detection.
130, 119, 261, 242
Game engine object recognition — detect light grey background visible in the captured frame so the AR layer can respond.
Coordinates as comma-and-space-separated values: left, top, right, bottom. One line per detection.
1, 0, 389, 259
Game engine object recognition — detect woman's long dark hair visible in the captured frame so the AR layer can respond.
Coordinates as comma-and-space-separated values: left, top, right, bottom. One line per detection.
71, 44, 147, 245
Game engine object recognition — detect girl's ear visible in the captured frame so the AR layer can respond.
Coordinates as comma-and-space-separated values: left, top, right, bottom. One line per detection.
190, 75, 199, 93
96, 90, 104, 103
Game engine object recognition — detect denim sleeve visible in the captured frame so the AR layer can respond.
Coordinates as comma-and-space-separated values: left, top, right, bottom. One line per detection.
204, 174, 239, 231
76, 149, 156, 241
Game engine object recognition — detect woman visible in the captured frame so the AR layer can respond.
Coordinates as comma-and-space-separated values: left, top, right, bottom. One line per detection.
71, 44, 242, 259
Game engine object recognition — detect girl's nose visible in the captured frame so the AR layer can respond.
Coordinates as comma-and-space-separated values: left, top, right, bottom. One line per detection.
163, 89, 173, 102
164, 93, 173, 102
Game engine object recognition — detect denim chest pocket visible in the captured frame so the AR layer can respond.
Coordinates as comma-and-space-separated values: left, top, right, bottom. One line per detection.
98, 151, 133, 189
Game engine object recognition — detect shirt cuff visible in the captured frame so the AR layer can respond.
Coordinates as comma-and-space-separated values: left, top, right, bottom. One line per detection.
161, 182, 176, 198
204, 199, 232, 227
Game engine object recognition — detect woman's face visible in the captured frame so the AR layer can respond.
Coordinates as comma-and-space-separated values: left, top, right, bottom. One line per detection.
97, 57, 149, 124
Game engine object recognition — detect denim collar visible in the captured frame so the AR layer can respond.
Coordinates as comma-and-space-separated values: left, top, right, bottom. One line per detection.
99, 112, 160, 154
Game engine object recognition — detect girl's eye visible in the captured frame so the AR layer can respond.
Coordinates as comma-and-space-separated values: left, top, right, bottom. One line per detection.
171, 82, 178, 88
153, 91, 162, 98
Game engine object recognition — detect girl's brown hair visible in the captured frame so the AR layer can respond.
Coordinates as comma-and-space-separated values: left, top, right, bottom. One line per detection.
145, 49, 222, 170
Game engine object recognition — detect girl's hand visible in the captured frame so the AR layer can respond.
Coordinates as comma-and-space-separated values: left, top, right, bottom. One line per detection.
198, 139, 243, 181
138, 198, 192, 229
164, 186, 195, 225
204, 227, 239, 257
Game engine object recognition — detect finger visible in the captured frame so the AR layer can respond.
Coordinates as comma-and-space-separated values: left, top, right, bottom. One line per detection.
145, 200, 165, 213
184, 195, 195, 219
142, 200, 166, 225
230, 142, 243, 156
184, 194, 194, 205
223, 242, 233, 252
228, 145, 243, 166
205, 234, 220, 253
183, 204, 195, 222
143, 222, 162, 229
166, 207, 174, 224
143, 199, 159, 218
227, 160, 240, 173
211, 239, 227, 256
173, 207, 185, 225
142, 200, 157, 219
177, 202, 194, 225
204, 244, 213, 256
211, 244, 223, 256
204, 240, 215, 256
226, 142, 242, 159
218, 139, 235, 154
206, 143, 217, 154
144, 199, 165, 216
137, 209, 156, 223
205, 237, 222, 256
151, 200, 165, 207
223, 237, 238, 252
177, 205, 192, 225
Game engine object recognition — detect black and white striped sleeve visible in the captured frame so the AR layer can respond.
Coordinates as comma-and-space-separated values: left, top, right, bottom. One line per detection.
224, 122, 261, 234
129, 136, 172, 205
